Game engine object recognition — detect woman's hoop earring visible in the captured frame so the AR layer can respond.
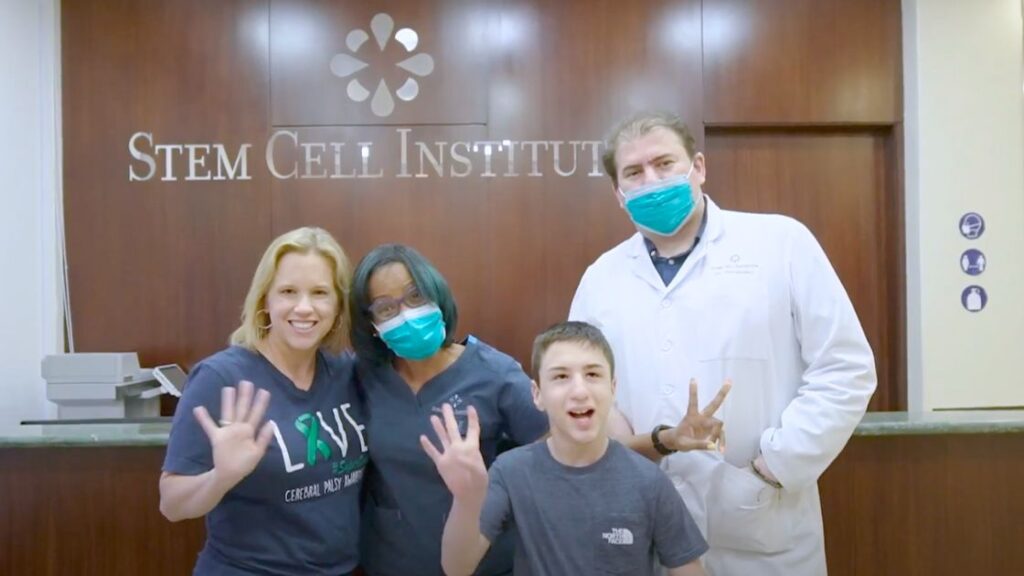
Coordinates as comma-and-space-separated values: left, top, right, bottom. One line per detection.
255, 308, 272, 331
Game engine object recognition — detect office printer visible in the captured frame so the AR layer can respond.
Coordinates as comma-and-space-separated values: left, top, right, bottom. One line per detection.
41, 353, 186, 420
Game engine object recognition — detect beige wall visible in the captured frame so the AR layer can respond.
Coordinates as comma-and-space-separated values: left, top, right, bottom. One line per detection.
904, 0, 1024, 409
0, 0, 62, 432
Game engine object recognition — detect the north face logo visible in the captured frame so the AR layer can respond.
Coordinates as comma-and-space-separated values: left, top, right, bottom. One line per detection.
601, 528, 634, 545
329, 13, 435, 117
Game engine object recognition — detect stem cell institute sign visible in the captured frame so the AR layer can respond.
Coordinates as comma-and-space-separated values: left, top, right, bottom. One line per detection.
128, 130, 607, 182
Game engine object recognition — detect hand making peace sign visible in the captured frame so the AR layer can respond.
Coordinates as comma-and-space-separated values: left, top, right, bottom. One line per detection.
660, 378, 731, 452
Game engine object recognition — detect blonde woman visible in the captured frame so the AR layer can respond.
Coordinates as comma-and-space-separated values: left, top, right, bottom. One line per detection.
160, 227, 367, 576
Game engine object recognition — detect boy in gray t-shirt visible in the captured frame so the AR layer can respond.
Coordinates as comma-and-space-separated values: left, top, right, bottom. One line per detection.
421, 321, 723, 576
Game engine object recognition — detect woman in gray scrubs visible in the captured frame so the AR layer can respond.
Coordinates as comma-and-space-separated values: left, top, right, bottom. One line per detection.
349, 244, 548, 576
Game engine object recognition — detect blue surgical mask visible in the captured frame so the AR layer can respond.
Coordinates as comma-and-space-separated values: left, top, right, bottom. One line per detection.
373, 304, 446, 360
622, 167, 696, 237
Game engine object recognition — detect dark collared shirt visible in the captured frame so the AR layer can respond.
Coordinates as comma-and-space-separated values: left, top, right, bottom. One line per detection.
643, 202, 709, 285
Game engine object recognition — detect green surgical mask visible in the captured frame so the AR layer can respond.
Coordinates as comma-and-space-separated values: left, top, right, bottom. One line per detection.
622, 167, 696, 237
373, 304, 446, 360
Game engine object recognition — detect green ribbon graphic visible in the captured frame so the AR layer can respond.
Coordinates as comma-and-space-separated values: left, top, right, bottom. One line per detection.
295, 413, 332, 465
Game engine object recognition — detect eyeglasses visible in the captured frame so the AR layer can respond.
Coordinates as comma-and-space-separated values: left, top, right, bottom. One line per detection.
368, 285, 431, 323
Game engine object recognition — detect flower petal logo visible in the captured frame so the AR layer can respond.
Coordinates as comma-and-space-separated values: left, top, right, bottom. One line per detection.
330, 13, 435, 118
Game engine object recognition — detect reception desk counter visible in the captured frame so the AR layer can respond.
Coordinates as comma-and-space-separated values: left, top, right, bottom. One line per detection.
820, 411, 1024, 576
3, 411, 1023, 575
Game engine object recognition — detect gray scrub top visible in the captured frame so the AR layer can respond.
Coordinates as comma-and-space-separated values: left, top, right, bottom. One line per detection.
358, 336, 549, 576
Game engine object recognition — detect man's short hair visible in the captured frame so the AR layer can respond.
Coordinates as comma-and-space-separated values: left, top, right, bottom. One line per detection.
601, 110, 698, 188
531, 321, 615, 381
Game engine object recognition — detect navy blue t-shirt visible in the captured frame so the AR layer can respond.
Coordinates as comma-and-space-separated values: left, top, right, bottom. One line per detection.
163, 346, 367, 576
358, 336, 549, 576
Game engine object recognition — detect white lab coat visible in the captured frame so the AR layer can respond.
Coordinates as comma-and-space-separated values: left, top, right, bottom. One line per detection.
569, 197, 876, 576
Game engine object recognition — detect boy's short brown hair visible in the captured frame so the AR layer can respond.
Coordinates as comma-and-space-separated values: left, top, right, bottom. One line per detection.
531, 321, 615, 381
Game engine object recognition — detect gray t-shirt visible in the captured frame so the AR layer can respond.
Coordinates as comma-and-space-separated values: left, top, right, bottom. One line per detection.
480, 440, 708, 576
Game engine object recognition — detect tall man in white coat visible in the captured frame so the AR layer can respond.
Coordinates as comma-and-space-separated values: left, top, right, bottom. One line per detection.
569, 111, 877, 576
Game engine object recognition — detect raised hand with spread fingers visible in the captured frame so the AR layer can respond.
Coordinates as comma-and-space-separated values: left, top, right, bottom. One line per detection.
192, 379, 275, 488
420, 403, 488, 506
420, 403, 495, 576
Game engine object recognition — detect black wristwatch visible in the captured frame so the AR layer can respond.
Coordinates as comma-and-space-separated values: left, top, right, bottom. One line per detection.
651, 424, 676, 456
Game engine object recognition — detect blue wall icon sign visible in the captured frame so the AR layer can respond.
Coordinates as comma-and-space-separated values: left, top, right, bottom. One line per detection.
958, 213, 985, 239
960, 249, 986, 276
961, 285, 987, 312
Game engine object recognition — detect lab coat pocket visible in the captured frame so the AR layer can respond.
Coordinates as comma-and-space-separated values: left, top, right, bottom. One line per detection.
706, 464, 796, 553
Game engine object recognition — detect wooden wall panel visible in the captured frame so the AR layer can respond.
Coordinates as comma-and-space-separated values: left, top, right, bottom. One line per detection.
62, 0, 709, 373
62, 0, 273, 369
705, 128, 903, 410
61, 0, 904, 406
269, 0, 489, 126
481, 0, 704, 359
703, 0, 902, 125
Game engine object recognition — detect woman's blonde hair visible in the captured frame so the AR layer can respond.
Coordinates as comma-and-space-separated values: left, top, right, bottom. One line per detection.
230, 227, 352, 354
